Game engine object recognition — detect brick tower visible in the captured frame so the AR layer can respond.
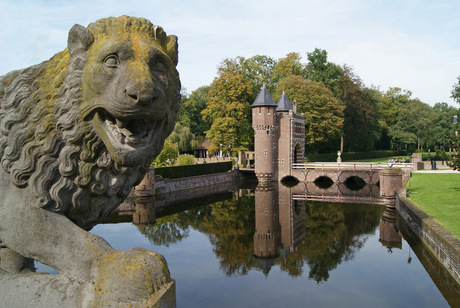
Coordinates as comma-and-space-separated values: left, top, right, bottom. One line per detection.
252, 85, 278, 182
252, 87, 305, 182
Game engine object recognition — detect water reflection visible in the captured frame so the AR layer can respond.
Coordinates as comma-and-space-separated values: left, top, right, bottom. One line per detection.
101, 181, 460, 307
379, 204, 402, 252
110, 182, 388, 282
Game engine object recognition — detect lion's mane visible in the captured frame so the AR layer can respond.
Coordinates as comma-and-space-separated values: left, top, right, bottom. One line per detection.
0, 16, 180, 230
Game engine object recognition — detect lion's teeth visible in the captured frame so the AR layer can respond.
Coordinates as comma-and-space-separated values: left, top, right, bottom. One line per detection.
116, 119, 127, 128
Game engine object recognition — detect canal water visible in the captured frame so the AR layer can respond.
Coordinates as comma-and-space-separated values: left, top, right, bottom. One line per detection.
38, 180, 460, 307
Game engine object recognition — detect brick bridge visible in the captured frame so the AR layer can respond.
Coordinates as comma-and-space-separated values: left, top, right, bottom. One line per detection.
282, 162, 412, 185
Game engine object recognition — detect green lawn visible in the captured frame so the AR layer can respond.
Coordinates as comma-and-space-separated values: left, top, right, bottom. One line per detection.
406, 173, 460, 239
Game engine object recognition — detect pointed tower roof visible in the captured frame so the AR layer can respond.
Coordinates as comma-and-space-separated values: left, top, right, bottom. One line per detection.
252, 85, 277, 107
254, 257, 277, 277
276, 91, 293, 112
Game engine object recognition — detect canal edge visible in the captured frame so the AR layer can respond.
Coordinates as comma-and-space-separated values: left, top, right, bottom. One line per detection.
397, 195, 460, 286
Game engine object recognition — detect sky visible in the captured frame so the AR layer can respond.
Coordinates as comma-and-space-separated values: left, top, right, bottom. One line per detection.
1, 0, 459, 106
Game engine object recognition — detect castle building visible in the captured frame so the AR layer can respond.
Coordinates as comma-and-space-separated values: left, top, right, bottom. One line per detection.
252, 86, 305, 182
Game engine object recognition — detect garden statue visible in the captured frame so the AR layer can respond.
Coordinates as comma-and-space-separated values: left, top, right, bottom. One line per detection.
0, 16, 180, 307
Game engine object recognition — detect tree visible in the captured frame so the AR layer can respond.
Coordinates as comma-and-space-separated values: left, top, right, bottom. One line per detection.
177, 86, 211, 137
451, 76, 460, 103
239, 55, 277, 94
167, 122, 201, 152
432, 102, 458, 149
338, 66, 381, 152
202, 58, 254, 153
380, 87, 412, 128
305, 48, 342, 97
272, 52, 304, 85
442, 76, 460, 170
275, 75, 344, 152
389, 99, 437, 150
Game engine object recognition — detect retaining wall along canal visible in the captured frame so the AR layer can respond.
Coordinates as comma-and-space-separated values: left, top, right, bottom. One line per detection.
132, 169, 244, 196
397, 196, 460, 285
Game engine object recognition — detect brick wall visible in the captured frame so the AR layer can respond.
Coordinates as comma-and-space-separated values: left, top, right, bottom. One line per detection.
149, 169, 243, 195
397, 196, 460, 285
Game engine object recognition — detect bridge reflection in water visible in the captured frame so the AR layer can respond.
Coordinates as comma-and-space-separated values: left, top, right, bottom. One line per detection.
252, 181, 403, 274
106, 180, 459, 307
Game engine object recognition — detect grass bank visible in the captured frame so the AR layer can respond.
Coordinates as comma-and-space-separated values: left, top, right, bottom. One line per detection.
406, 173, 460, 239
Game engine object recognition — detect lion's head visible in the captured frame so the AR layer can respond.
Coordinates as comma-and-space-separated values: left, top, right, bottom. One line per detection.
0, 16, 180, 230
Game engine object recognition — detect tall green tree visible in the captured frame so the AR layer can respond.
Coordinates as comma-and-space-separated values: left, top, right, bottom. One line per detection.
177, 86, 211, 137
167, 122, 201, 152
389, 99, 437, 150
338, 66, 381, 152
375, 87, 413, 150
432, 102, 458, 149
442, 76, 460, 170
275, 75, 344, 152
202, 58, 254, 153
305, 48, 342, 97
239, 55, 277, 94
451, 76, 460, 103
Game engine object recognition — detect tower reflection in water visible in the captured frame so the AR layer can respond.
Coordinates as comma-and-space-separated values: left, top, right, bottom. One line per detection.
253, 183, 306, 275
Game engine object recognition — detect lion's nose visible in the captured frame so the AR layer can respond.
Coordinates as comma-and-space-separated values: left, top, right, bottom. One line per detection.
125, 88, 139, 102
124, 79, 157, 105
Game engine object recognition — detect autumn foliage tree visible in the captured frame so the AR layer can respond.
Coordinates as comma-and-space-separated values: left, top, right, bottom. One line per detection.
202, 59, 254, 154
272, 52, 304, 85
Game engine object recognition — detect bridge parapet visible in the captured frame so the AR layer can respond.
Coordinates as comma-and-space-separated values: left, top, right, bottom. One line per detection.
286, 162, 411, 185
292, 162, 412, 173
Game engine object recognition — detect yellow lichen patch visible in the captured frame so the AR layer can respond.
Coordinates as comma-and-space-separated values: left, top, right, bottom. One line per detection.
89, 248, 172, 307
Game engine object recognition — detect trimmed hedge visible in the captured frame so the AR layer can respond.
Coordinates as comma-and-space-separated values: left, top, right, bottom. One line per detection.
155, 161, 233, 179
306, 150, 407, 162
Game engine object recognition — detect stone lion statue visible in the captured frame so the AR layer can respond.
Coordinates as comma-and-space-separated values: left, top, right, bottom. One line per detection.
0, 16, 179, 307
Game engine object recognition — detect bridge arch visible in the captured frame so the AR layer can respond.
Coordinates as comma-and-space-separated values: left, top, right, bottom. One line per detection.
280, 175, 300, 184
342, 176, 366, 190
338, 171, 370, 184
313, 176, 334, 188
306, 170, 339, 183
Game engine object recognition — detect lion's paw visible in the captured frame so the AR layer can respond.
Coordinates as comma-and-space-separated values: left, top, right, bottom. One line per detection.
86, 248, 175, 307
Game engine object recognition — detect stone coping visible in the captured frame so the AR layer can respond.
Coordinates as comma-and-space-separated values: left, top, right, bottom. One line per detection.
397, 196, 460, 285
412, 169, 458, 173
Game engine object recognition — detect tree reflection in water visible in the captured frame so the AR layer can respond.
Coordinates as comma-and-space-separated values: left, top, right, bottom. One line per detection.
131, 182, 385, 282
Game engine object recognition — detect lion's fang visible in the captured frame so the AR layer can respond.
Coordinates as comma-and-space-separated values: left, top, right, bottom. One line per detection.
116, 119, 128, 129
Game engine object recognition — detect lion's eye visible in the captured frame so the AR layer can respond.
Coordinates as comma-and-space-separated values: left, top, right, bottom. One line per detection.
104, 55, 120, 68
154, 59, 167, 73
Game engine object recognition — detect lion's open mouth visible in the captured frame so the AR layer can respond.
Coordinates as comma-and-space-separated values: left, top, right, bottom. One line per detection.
95, 110, 159, 148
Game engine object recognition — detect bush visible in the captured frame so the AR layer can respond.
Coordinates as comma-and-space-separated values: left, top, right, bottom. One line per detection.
151, 139, 178, 167
177, 154, 195, 166
155, 161, 233, 179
